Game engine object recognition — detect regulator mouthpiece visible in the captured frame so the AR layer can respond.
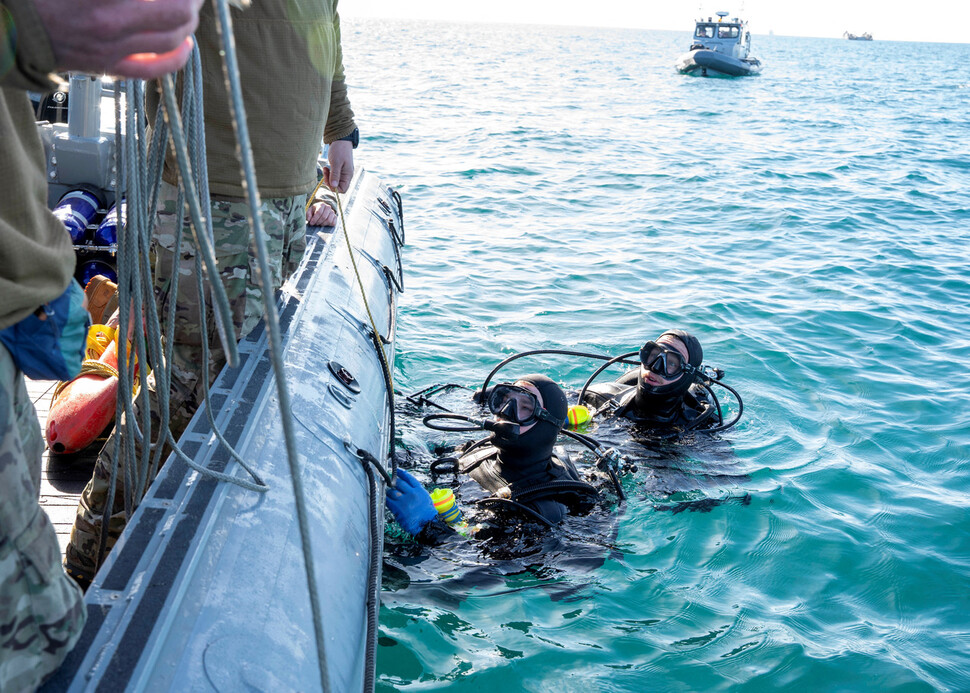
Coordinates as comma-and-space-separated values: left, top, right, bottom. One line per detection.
482, 419, 521, 436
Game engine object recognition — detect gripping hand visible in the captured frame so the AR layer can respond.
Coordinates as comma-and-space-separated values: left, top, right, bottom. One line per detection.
385, 468, 438, 535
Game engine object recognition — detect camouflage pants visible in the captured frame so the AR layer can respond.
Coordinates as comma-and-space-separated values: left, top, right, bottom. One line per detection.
65, 182, 307, 587
0, 346, 85, 690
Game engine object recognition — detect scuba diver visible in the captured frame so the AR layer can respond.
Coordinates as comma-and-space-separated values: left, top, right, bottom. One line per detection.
386, 374, 607, 540
473, 329, 742, 440
581, 329, 719, 432
382, 337, 742, 604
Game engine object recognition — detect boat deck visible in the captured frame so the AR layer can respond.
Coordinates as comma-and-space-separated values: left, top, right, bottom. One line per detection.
28, 377, 102, 554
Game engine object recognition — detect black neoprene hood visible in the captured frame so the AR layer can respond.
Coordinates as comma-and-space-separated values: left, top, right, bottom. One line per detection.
635, 329, 704, 406
490, 374, 567, 472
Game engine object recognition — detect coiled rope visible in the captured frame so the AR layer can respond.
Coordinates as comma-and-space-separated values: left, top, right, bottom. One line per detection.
51, 360, 118, 399
98, 45, 270, 577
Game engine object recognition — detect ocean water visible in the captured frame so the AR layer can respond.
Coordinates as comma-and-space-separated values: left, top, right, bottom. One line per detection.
341, 20, 970, 691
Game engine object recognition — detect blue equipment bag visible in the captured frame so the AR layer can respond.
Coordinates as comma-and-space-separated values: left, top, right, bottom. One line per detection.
0, 279, 90, 381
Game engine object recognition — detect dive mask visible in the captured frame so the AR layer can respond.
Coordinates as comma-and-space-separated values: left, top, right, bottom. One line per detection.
639, 341, 695, 379
487, 384, 562, 427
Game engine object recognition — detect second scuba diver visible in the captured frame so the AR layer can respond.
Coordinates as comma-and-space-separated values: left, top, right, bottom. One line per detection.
581, 329, 728, 434
474, 328, 742, 443
386, 374, 600, 540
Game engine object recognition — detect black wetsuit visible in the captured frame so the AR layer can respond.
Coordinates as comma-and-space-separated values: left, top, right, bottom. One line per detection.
584, 368, 717, 432
463, 442, 594, 523
414, 441, 598, 544
417, 374, 598, 542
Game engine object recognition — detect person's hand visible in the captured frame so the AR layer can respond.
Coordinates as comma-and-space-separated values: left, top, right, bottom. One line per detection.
385, 468, 437, 535
306, 201, 337, 227
325, 140, 354, 193
35, 0, 204, 79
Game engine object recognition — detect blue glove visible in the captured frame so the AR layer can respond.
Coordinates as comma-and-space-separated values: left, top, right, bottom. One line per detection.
386, 468, 438, 535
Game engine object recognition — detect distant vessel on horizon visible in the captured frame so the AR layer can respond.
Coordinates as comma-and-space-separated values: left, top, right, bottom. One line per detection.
844, 31, 873, 40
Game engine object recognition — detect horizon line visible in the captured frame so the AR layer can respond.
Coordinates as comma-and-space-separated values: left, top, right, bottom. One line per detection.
339, 14, 966, 46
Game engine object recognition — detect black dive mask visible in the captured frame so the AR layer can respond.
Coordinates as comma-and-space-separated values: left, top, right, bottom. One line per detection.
634, 331, 703, 417
487, 376, 567, 472
639, 341, 697, 379
487, 384, 563, 427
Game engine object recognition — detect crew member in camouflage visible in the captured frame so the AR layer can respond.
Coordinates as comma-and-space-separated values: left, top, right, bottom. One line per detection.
64, 182, 307, 588
64, 0, 357, 589
1, 347, 86, 690
151, 182, 307, 420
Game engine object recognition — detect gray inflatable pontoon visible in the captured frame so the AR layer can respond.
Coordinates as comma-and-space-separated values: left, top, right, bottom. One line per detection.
676, 49, 763, 77
44, 170, 402, 692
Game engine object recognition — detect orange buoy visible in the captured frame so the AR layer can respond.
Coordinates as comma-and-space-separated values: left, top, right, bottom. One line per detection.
46, 328, 124, 455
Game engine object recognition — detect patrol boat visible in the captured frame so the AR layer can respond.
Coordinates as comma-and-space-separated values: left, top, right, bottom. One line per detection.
676, 11, 763, 77
36, 74, 402, 692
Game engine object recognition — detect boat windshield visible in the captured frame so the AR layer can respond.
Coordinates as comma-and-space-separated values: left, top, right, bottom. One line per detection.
695, 24, 716, 38
717, 25, 740, 39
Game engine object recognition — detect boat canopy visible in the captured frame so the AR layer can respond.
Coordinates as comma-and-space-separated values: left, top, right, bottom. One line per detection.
688, 14, 751, 60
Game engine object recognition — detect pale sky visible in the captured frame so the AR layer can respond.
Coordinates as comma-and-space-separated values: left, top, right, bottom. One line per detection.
340, 0, 963, 44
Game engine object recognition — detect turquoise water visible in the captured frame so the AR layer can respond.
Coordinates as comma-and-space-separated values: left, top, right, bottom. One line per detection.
342, 20, 970, 691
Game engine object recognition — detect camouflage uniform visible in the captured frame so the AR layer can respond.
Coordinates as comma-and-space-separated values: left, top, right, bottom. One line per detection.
1, 346, 86, 691
1, 9, 90, 683
65, 182, 307, 587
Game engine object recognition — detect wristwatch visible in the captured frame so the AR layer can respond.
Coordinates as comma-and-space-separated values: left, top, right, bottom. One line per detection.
336, 127, 359, 149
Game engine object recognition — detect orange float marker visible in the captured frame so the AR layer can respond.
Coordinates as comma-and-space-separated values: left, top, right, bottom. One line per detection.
46, 325, 123, 455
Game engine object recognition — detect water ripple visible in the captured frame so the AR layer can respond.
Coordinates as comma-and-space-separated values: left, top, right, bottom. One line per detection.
354, 20, 970, 691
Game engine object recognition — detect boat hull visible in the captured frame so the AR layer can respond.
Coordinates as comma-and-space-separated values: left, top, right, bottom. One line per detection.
43, 170, 403, 692
676, 49, 762, 77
